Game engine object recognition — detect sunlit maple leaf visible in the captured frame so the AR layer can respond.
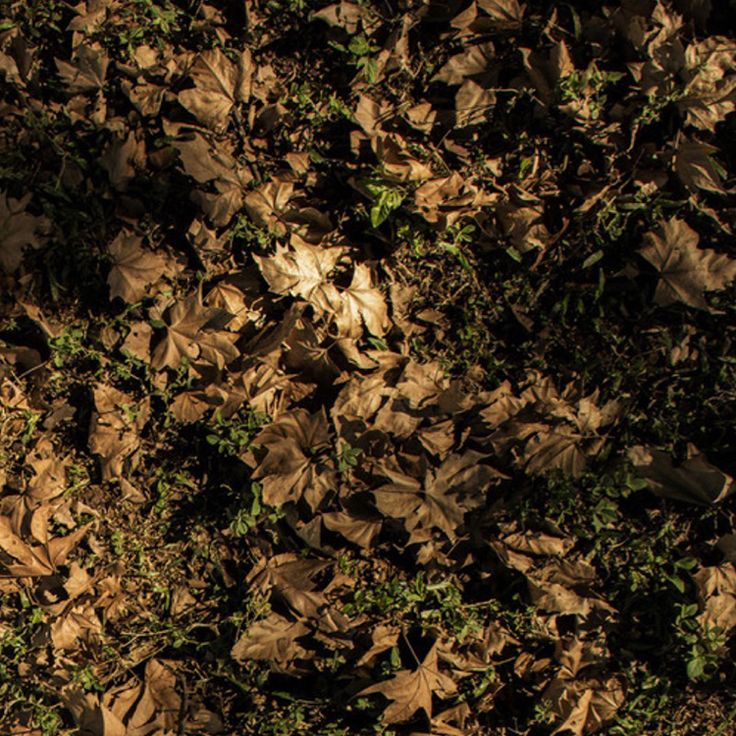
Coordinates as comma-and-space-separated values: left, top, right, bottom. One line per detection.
107, 231, 167, 303
151, 291, 238, 370
374, 451, 502, 540
331, 263, 390, 338
231, 612, 310, 665
178, 48, 252, 130
251, 408, 335, 509
639, 217, 736, 309
359, 642, 457, 723
254, 239, 343, 314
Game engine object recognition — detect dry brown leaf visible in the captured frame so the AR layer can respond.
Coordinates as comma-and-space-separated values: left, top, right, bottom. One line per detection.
357, 624, 400, 666
0, 515, 53, 575
248, 553, 347, 631
151, 291, 238, 371
629, 443, 734, 504
360, 641, 457, 723
674, 137, 726, 194
88, 383, 150, 481
250, 408, 335, 509
374, 452, 502, 540
545, 677, 625, 735
639, 218, 736, 309
478, 0, 525, 27
0, 191, 48, 273
331, 263, 390, 338
55, 44, 108, 93
99, 131, 145, 191
231, 612, 310, 665
244, 180, 295, 233
455, 79, 496, 126
175, 134, 253, 226
254, 239, 343, 314
179, 47, 252, 130
120, 321, 152, 362
432, 42, 495, 85
322, 511, 381, 548
107, 231, 167, 303
678, 37, 736, 130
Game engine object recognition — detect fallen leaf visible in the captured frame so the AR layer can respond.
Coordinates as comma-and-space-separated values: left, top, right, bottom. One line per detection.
629, 444, 734, 504
0, 192, 48, 273
639, 218, 736, 309
359, 642, 457, 723
179, 48, 252, 130
674, 137, 726, 194
107, 231, 167, 303
331, 263, 390, 338
231, 612, 310, 665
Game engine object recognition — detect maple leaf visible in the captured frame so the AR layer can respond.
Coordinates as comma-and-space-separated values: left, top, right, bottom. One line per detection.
674, 137, 726, 194
331, 263, 390, 338
244, 179, 295, 233
478, 0, 525, 27
678, 37, 736, 130
151, 291, 238, 371
0, 191, 48, 273
639, 217, 736, 309
231, 612, 310, 665
455, 79, 496, 126
254, 239, 343, 314
545, 677, 625, 736
432, 42, 495, 85
88, 383, 150, 481
629, 443, 734, 504
374, 452, 502, 540
107, 231, 167, 303
175, 134, 253, 226
359, 642, 457, 723
99, 131, 145, 191
178, 48, 252, 131
248, 553, 347, 631
55, 44, 108, 93
251, 408, 335, 509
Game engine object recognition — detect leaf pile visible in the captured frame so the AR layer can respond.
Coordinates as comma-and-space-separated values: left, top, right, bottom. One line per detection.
1, 1, 736, 734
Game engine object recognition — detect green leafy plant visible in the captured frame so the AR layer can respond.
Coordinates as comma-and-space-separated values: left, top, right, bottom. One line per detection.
206, 409, 269, 457
361, 179, 405, 228
438, 222, 475, 272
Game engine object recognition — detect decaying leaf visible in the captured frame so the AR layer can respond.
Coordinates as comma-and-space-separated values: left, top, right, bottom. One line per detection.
674, 137, 726, 194
250, 408, 335, 509
88, 383, 150, 481
639, 218, 736, 309
254, 239, 343, 314
360, 642, 457, 723
629, 444, 734, 504
151, 290, 239, 371
0, 192, 48, 272
331, 263, 390, 338
179, 47, 252, 130
107, 231, 168, 303
231, 612, 310, 666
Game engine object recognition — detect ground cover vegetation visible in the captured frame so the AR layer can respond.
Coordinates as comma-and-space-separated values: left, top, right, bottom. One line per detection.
1, 0, 736, 733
